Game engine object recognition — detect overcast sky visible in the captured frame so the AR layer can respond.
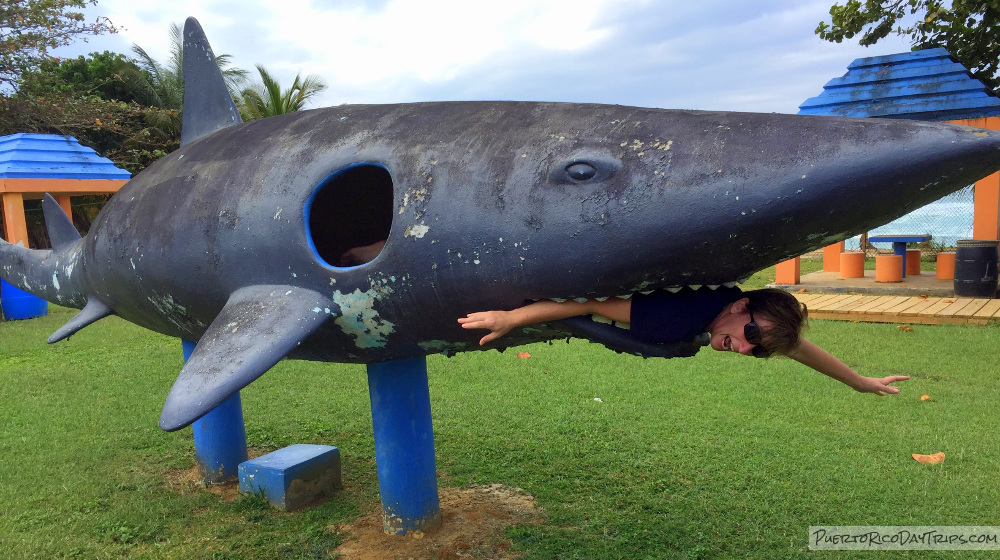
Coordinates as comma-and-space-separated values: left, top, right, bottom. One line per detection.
55, 0, 915, 114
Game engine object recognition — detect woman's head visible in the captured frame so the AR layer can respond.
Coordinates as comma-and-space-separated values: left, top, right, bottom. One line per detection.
744, 288, 809, 356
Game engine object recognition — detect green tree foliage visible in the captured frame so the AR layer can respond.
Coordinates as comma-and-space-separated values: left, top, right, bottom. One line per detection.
816, 1, 1000, 95
17, 50, 136, 102
4, 20, 250, 174
238, 64, 327, 120
0, 0, 118, 90
9, 49, 182, 171
0, 94, 178, 174
11, 23, 251, 160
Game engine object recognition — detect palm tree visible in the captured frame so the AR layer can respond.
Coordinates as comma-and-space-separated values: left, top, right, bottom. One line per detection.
237, 64, 327, 121
124, 24, 184, 110
120, 23, 249, 139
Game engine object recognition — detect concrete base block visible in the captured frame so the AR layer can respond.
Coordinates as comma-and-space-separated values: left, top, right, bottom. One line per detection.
238, 444, 342, 511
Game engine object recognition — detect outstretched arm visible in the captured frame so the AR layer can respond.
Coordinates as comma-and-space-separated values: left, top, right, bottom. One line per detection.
459, 298, 631, 346
784, 338, 909, 396
338, 240, 386, 267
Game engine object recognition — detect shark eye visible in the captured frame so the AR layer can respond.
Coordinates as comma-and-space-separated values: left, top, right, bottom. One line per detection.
566, 162, 597, 181
548, 152, 621, 185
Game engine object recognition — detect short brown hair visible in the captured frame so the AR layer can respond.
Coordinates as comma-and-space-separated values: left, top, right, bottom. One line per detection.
744, 288, 808, 357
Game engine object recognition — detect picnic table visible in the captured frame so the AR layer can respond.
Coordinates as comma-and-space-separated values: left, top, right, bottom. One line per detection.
867, 234, 931, 278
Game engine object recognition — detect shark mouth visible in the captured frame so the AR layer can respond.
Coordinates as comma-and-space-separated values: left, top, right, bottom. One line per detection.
540, 280, 745, 304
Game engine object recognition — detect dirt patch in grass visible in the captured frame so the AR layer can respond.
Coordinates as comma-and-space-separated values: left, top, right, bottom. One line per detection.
332, 484, 542, 560
163, 447, 271, 502
164, 465, 242, 501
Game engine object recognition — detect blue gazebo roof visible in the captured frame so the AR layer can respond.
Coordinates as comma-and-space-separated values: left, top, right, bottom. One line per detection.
798, 48, 1000, 121
0, 133, 131, 181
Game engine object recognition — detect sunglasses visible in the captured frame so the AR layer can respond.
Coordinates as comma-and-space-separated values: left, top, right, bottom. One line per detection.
745, 308, 771, 359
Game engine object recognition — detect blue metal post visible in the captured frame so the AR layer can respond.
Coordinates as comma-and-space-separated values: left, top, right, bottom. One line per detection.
367, 356, 442, 534
893, 241, 909, 278
182, 339, 248, 484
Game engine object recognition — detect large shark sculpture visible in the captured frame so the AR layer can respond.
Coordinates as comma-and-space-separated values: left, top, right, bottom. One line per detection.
2, 18, 999, 431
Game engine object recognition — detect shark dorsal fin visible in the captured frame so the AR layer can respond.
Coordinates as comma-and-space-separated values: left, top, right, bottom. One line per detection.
159, 285, 334, 431
47, 298, 113, 343
180, 17, 242, 147
42, 193, 82, 250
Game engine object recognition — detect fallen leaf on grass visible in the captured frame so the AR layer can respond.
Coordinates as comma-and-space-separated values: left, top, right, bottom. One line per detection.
797, 288, 808, 293
517, 352, 531, 359
920, 394, 931, 401
911, 452, 945, 464
897, 325, 914, 332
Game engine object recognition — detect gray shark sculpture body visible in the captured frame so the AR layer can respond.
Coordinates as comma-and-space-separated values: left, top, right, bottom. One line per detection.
2, 18, 1000, 431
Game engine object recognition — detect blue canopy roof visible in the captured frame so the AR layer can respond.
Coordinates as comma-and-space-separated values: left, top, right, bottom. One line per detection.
798, 48, 1000, 121
0, 133, 131, 181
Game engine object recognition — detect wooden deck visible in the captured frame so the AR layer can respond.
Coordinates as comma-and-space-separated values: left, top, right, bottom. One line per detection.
794, 293, 1000, 325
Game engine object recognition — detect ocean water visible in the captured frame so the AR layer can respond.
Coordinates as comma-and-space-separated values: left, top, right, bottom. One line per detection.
845, 186, 974, 250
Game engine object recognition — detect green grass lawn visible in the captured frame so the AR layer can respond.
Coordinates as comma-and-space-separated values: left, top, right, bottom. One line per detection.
2, 264, 998, 559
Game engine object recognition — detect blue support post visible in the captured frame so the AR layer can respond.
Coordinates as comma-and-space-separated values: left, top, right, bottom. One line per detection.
367, 356, 442, 534
182, 339, 248, 484
892, 241, 909, 278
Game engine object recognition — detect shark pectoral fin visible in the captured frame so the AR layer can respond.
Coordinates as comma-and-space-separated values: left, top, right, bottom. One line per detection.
48, 298, 113, 343
41, 194, 82, 250
554, 316, 709, 359
158, 285, 334, 432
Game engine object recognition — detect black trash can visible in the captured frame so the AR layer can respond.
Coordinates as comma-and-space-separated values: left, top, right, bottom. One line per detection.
953, 239, 999, 298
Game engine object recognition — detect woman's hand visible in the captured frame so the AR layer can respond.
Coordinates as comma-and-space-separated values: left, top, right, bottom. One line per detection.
852, 375, 910, 396
458, 311, 514, 346
338, 240, 386, 266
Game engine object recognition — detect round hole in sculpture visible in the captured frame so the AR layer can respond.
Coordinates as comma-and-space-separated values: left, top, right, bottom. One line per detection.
306, 163, 394, 268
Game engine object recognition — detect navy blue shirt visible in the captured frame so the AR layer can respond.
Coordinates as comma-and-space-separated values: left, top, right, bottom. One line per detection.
629, 286, 743, 343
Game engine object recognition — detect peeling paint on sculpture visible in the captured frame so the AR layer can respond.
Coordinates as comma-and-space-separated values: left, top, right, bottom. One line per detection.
2, 17, 1000, 431
332, 288, 397, 349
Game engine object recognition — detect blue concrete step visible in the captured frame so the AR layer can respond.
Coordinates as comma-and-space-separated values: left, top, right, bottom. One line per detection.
238, 444, 342, 511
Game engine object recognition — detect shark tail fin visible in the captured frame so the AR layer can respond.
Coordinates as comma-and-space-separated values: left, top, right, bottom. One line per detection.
41, 194, 82, 250
48, 298, 114, 343
0, 234, 85, 310
180, 17, 242, 147
158, 285, 335, 431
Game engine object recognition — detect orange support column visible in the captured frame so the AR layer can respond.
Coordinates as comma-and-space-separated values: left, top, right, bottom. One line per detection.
972, 171, 999, 240
55, 195, 73, 221
775, 257, 800, 285
2, 192, 29, 247
822, 241, 845, 272
950, 117, 1000, 241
